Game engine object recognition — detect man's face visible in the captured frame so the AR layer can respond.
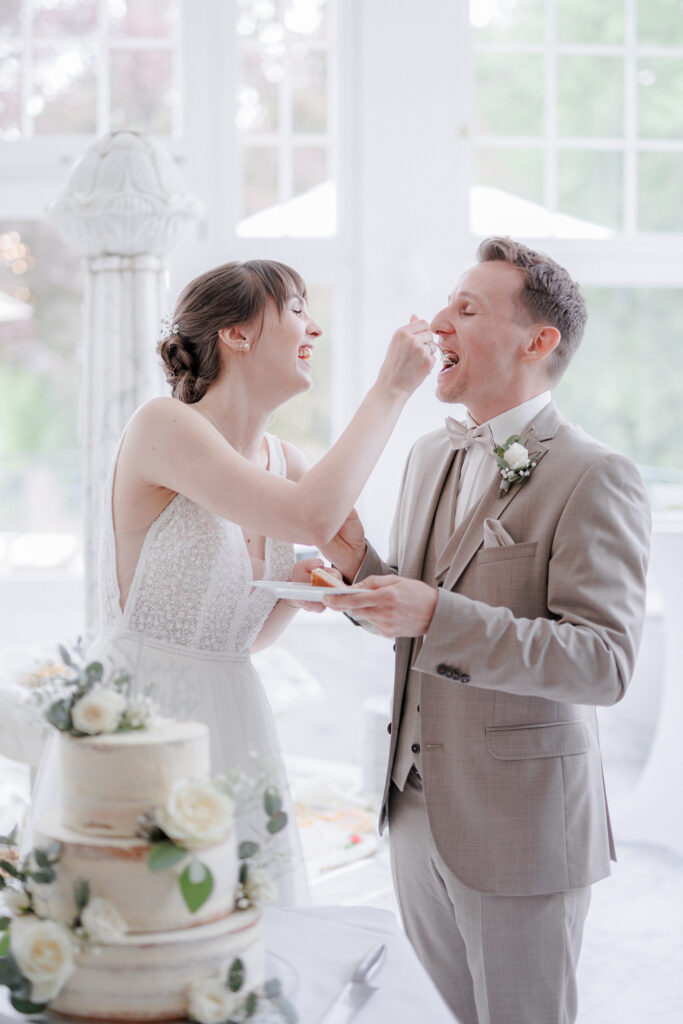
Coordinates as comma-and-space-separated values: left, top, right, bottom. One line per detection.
430, 260, 534, 422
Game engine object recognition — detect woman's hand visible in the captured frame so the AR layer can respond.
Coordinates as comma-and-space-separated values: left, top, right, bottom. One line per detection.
283, 557, 328, 613
375, 315, 436, 399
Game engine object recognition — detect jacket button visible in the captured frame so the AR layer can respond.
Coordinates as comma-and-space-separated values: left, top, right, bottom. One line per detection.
386, 722, 392, 735
411, 743, 420, 754
461, 674, 470, 683
437, 663, 447, 675
416, 704, 420, 713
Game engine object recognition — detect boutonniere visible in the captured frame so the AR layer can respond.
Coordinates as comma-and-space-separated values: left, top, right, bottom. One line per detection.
493, 435, 542, 495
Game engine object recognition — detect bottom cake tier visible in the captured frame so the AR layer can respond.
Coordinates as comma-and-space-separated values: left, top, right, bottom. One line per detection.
50, 908, 263, 1023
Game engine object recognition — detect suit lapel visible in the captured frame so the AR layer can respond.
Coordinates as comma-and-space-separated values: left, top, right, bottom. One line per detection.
438, 401, 562, 592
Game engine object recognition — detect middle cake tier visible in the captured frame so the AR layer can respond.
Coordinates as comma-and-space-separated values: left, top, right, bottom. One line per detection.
32, 816, 238, 933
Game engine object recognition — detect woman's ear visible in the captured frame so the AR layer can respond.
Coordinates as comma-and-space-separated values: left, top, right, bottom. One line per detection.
219, 325, 251, 352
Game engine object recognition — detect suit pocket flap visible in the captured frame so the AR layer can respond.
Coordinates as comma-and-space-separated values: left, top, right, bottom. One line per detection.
486, 720, 588, 760
477, 540, 537, 565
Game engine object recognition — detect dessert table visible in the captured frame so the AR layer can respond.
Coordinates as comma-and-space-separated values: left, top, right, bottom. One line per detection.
0, 904, 455, 1024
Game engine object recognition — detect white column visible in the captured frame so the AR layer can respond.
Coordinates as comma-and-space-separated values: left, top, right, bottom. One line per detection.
47, 132, 203, 640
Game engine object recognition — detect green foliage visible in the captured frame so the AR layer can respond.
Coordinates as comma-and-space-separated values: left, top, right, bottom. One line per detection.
179, 861, 213, 913
266, 812, 288, 835
74, 879, 90, 913
238, 841, 260, 860
227, 957, 244, 993
147, 841, 188, 873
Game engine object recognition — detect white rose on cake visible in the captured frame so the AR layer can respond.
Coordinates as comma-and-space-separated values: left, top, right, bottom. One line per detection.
71, 688, 127, 734
10, 915, 75, 1003
3, 885, 31, 914
187, 976, 239, 1024
244, 866, 277, 907
156, 778, 234, 849
81, 897, 127, 942
502, 441, 530, 471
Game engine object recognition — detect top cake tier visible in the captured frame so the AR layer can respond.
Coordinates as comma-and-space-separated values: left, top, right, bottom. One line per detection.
60, 719, 209, 837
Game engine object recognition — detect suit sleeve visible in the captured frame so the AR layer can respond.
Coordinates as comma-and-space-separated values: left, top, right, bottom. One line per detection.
413, 452, 651, 706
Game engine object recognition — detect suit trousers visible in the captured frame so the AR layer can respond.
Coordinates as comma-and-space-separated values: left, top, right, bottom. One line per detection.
388, 770, 591, 1024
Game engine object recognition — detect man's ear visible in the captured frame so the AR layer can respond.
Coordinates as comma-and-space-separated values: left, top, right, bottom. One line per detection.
523, 325, 561, 364
219, 325, 253, 352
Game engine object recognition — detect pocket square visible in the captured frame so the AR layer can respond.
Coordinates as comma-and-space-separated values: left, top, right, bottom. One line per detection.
483, 518, 515, 548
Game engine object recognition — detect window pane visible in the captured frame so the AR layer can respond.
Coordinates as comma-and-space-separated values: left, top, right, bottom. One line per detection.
236, 0, 282, 44
0, 0, 21, 39
110, 48, 173, 133
638, 59, 683, 140
108, 0, 176, 38
0, 44, 21, 140
291, 47, 327, 134
557, 57, 623, 137
476, 53, 543, 135
33, 0, 97, 38
557, 149, 622, 231
556, 0, 623, 45
243, 146, 279, 215
32, 43, 97, 133
284, 0, 329, 41
268, 284, 332, 459
638, 0, 683, 47
238, 50, 279, 134
639, 152, 683, 231
470, 0, 544, 44
0, 219, 83, 539
474, 145, 543, 204
293, 145, 327, 196
555, 287, 683, 471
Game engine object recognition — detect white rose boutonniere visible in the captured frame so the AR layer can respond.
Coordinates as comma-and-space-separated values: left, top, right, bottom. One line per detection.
156, 778, 234, 850
494, 435, 542, 495
187, 976, 240, 1024
70, 688, 127, 735
80, 897, 127, 943
9, 916, 75, 1004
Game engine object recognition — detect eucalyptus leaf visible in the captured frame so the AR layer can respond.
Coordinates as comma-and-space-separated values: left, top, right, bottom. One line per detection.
0, 954, 22, 989
266, 811, 288, 835
179, 862, 213, 913
33, 848, 49, 869
147, 841, 188, 873
0, 860, 21, 879
239, 863, 248, 886
46, 699, 73, 733
273, 994, 298, 1023
10, 993, 50, 1014
238, 841, 260, 860
85, 661, 104, 684
58, 644, 72, 666
263, 787, 282, 818
0, 826, 18, 847
227, 957, 244, 992
74, 878, 90, 912
263, 978, 282, 998
244, 991, 258, 1016
30, 869, 55, 885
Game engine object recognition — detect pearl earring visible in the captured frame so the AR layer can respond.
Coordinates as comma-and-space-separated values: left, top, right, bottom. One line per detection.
239, 342, 250, 351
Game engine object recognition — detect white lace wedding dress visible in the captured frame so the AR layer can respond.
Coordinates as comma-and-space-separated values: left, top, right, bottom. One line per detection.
26, 432, 310, 906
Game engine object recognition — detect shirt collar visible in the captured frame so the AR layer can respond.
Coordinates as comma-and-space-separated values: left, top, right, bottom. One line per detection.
466, 391, 552, 446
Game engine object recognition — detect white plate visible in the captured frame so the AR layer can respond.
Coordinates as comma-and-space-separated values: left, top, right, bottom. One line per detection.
251, 580, 361, 601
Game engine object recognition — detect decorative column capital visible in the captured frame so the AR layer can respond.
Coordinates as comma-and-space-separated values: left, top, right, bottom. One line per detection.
47, 130, 204, 257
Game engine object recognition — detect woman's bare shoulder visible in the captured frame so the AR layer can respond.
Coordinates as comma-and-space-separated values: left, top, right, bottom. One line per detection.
126, 396, 200, 439
278, 438, 309, 482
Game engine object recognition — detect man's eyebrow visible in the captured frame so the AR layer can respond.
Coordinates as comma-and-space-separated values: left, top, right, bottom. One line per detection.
448, 290, 479, 304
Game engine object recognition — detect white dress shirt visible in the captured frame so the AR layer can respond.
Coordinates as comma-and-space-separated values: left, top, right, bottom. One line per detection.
454, 391, 552, 529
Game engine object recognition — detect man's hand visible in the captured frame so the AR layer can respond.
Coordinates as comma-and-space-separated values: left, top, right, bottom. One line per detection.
322, 575, 438, 638
318, 508, 367, 582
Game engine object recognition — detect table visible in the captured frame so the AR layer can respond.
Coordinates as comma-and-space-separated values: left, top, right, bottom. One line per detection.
0, 905, 455, 1024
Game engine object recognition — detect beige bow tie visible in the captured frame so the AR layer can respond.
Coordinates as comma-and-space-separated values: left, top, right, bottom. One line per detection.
444, 417, 494, 452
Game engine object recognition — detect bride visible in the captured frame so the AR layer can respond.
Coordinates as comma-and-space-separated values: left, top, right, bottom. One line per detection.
30, 259, 435, 905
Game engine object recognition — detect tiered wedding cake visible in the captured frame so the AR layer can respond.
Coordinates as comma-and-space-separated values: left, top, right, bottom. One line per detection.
5, 719, 266, 1022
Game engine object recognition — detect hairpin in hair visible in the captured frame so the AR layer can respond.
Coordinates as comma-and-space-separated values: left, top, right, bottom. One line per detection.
159, 314, 180, 341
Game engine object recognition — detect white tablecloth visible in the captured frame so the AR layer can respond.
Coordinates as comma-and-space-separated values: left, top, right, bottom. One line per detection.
264, 904, 455, 1023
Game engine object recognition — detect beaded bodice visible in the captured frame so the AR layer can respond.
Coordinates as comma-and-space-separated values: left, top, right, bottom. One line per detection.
97, 434, 295, 654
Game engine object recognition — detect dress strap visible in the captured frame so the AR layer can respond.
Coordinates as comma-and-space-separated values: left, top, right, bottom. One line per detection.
265, 433, 288, 479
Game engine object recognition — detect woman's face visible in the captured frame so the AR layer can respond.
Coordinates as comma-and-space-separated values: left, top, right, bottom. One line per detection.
251, 292, 322, 403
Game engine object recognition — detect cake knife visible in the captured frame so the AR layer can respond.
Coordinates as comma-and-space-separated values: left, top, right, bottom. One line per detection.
319, 943, 387, 1024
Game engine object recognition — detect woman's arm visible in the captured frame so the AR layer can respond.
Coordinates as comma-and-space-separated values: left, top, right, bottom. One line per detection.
125, 319, 435, 547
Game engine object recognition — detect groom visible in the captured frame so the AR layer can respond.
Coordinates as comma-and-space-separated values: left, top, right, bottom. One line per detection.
321, 237, 651, 1024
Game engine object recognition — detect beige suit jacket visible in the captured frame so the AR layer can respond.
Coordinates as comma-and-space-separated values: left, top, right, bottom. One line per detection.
358, 401, 651, 897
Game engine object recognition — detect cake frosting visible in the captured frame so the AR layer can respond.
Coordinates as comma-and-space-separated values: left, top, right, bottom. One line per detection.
19, 719, 266, 1022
